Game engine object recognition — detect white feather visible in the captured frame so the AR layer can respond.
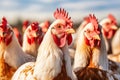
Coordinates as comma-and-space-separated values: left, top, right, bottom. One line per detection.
4, 26, 35, 69
22, 25, 39, 57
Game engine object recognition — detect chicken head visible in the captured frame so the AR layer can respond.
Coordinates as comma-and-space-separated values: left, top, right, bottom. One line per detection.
100, 14, 118, 39
83, 14, 101, 48
51, 8, 75, 47
0, 17, 13, 46
26, 22, 43, 45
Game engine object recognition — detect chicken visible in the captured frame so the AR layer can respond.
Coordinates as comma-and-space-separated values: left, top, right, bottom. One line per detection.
0, 17, 35, 80
39, 20, 50, 33
12, 8, 77, 80
73, 14, 120, 78
100, 14, 118, 54
22, 22, 43, 58
73, 14, 108, 71
13, 27, 23, 46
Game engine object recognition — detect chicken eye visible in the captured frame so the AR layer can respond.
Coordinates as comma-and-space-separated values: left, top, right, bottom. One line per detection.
57, 25, 61, 28
86, 29, 90, 33
28, 29, 31, 32
106, 22, 110, 26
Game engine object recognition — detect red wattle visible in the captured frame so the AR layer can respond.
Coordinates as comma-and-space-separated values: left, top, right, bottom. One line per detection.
0, 37, 3, 43
67, 34, 72, 45
84, 36, 90, 46
37, 36, 43, 45
52, 34, 60, 47
5, 35, 12, 46
84, 36, 101, 48
107, 30, 116, 39
27, 37, 35, 45
52, 34, 66, 47
52, 33, 73, 47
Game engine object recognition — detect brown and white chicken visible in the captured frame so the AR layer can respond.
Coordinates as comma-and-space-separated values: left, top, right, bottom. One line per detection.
12, 8, 77, 80
22, 22, 43, 58
100, 14, 118, 54
73, 14, 108, 71
73, 14, 120, 78
0, 17, 35, 80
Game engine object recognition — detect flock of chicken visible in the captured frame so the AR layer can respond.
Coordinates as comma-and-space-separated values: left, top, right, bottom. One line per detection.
0, 8, 120, 80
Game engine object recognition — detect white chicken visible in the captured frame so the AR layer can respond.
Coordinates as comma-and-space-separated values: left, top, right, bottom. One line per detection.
12, 8, 77, 80
0, 17, 35, 80
22, 22, 43, 58
100, 14, 118, 54
73, 14, 120, 78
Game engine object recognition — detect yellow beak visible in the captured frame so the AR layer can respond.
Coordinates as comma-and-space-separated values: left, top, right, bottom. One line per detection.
65, 28, 75, 34
33, 32, 38, 37
111, 25, 118, 30
93, 35, 101, 40
42, 28, 48, 33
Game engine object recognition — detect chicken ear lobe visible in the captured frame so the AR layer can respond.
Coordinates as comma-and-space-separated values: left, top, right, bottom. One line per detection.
27, 37, 35, 45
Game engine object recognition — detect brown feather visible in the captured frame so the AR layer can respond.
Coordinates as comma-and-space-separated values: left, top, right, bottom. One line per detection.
0, 58, 16, 80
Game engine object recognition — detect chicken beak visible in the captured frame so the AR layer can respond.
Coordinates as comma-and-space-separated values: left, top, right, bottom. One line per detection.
0, 32, 6, 37
93, 35, 100, 40
111, 25, 118, 30
42, 28, 48, 33
33, 32, 38, 37
65, 28, 75, 34
0, 32, 3, 37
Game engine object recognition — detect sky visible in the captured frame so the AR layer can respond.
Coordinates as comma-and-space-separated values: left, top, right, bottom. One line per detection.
0, 0, 120, 24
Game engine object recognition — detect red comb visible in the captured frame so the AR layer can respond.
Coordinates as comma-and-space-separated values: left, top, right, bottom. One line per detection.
1, 17, 7, 31
108, 14, 117, 25
31, 22, 39, 30
89, 14, 99, 30
84, 16, 90, 22
23, 20, 29, 27
54, 8, 73, 28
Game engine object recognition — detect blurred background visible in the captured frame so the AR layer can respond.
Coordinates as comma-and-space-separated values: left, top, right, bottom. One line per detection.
0, 0, 120, 30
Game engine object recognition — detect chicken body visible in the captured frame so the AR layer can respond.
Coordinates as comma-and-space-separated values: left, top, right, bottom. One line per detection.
73, 14, 108, 71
